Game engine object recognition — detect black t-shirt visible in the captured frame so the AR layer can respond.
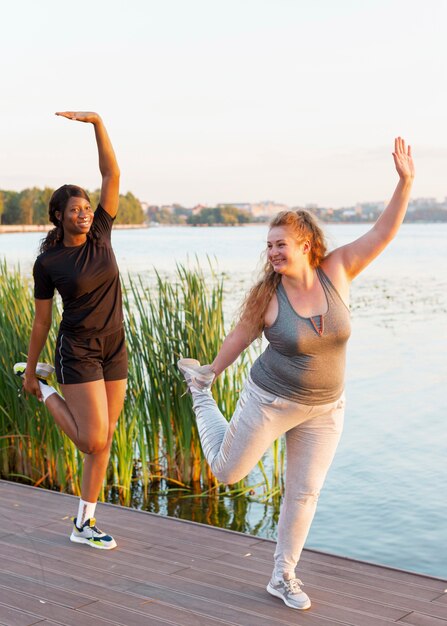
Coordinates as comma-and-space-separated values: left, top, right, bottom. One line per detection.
33, 205, 123, 338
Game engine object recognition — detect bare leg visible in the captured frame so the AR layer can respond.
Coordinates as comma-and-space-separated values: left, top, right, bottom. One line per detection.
81, 379, 127, 502
45, 392, 82, 446
45, 379, 126, 501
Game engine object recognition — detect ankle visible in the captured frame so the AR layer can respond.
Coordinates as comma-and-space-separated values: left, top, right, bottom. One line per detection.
39, 381, 59, 403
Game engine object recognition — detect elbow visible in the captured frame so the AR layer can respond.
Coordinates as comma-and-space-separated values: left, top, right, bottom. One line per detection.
102, 168, 120, 181
110, 167, 121, 180
372, 223, 398, 246
34, 319, 52, 333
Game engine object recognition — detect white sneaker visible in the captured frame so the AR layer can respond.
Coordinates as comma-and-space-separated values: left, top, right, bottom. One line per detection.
14, 362, 55, 384
267, 574, 311, 610
177, 358, 215, 392
70, 517, 117, 550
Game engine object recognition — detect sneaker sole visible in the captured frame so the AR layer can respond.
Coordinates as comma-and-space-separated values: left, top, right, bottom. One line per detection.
70, 533, 117, 550
14, 362, 55, 379
266, 583, 311, 610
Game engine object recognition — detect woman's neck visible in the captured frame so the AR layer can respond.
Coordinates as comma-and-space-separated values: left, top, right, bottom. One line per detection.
282, 265, 317, 290
63, 233, 87, 247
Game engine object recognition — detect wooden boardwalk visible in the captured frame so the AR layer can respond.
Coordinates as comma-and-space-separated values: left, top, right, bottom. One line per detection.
0, 480, 445, 626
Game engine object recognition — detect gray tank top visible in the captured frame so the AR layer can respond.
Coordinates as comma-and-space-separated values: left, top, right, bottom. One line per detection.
250, 267, 351, 405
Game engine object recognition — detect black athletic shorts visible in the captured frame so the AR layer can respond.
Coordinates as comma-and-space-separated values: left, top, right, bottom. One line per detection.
55, 328, 128, 385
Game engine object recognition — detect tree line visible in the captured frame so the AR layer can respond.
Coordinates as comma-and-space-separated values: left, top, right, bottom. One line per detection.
0, 188, 145, 225
146, 204, 253, 226
187, 205, 251, 226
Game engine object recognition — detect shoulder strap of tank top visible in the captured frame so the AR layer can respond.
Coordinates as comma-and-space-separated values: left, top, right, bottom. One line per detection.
276, 281, 289, 305
317, 267, 346, 306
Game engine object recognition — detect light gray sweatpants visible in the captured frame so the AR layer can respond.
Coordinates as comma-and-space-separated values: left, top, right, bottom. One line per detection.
190, 374, 344, 578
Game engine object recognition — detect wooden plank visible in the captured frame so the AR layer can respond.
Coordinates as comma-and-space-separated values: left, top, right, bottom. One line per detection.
0, 573, 94, 611
432, 594, 447, 605
0, 557, 243, 626
173, 568, 409, 625
1, 480, 446, 626
0, 589, 111, 626
79, 600, 246, 626
245, 541, 447, 592
0, 558, 338, 626
295, 559, 443, 600
2, 482, 445, 593
175, 567, 408, 621
39, 521, 231, 561
0, 537, 187, 579
249, 539, 446, 590
0, 490, 254, 551
0, 605, 45, 626
0, 542, 434, 626
220, 555, 447, 621
301, 550, 447, 590
398, 612, 447, 625
128, 580, 344, 626
0, 547, 405, 626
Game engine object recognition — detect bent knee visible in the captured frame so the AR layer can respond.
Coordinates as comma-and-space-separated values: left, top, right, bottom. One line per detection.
292, 490, 320, 506
212, 466, 246, 485
78, 436, 109, 455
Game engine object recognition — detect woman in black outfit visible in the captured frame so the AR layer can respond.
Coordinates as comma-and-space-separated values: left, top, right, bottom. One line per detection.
16, 111, 127, 549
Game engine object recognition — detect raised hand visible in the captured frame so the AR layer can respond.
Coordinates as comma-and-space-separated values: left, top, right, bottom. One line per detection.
392, 137, 415, 182
55, 111, 100, 124
55, 109, 119, 217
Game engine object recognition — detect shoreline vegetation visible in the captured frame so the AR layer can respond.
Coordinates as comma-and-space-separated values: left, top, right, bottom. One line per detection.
0, 223, 148, 234
0, 261, 284, 510
2, 186, 447, 231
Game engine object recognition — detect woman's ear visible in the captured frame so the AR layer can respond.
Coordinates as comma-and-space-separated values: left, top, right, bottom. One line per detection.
55, 211, 61, 223
302, 239, 311, 254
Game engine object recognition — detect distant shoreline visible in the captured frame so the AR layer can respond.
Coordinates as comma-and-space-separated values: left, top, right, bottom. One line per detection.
1, 219, 445, 235
0, 224, 149, 234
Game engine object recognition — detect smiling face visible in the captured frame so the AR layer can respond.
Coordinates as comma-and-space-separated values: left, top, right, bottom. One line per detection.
57, 196, 94, 237
267, 225, 310, 275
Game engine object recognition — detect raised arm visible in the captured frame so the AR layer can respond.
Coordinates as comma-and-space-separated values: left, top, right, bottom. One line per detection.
328, 137, 415, 281
55, 111, 120, 217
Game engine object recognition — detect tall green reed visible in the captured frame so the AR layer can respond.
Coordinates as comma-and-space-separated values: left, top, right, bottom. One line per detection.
0, 261, 284, 508
0, 260, 82, 493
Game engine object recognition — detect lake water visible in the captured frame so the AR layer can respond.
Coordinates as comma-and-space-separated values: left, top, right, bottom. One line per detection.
1, 223, 446, 579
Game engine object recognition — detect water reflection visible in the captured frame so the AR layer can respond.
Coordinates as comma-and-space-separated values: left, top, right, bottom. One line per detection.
107, 480, 282, 538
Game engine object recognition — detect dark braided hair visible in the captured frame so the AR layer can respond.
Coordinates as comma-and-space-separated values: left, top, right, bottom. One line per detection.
39, 184, 95, 253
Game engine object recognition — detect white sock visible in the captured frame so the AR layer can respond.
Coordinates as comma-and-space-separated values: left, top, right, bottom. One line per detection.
76, 499, 97, 528
38, 381, 59, 403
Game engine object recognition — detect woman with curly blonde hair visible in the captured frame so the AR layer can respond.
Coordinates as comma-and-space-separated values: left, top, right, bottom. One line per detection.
178, 138, 414, 610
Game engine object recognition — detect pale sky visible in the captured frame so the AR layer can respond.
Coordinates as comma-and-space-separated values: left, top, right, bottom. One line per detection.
1, 0, 446, 208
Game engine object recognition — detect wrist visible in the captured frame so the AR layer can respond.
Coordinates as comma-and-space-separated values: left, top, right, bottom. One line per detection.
399, 174, 414, 185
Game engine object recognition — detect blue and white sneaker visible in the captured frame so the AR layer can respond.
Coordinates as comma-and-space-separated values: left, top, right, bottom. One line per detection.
14, 362, 54, 384
267, 574, 311, 610
70, 517, 117, 550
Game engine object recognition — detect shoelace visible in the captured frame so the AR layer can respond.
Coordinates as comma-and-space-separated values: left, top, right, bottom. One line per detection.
89, 523, 104, 535
285, 578, 304, 594
180, 372, 214, 397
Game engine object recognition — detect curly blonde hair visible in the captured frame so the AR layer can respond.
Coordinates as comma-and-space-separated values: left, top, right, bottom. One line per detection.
239, 210, 327, 337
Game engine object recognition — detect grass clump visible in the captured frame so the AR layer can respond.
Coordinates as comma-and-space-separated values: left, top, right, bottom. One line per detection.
0, 261, 284, 509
